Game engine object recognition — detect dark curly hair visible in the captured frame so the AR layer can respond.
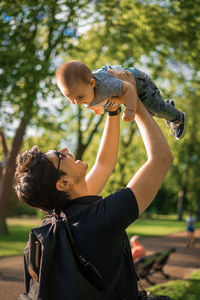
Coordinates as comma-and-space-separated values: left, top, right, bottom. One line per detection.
14, 145, 71, 211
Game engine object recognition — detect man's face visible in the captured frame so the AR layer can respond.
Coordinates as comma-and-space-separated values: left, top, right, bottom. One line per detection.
58, 79, 95, 105
45, 148, 88, 184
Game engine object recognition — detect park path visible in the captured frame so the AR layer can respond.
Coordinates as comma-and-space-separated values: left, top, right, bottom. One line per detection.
139, 228, 200, 288
0, 229, 199, 299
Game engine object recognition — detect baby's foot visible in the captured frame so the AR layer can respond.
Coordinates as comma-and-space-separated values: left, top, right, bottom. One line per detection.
170, 112, 187, 140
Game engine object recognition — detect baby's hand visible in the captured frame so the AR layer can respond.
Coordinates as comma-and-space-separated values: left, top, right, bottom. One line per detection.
122, 109, 135, 122
108, 69, 135, 85
90, 106, 104, 114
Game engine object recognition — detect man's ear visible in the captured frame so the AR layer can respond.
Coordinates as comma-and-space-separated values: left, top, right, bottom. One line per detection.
56, 177, 73, 192
90, 78, 95, 88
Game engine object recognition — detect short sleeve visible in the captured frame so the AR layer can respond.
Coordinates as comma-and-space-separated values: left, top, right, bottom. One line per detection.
97, 71, 122, 97
88, 70, 122, 107
90, 188, 139, 234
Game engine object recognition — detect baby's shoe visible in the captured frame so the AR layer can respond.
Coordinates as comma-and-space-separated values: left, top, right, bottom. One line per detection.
170, 112, 187, 140
166, 99, 187, 140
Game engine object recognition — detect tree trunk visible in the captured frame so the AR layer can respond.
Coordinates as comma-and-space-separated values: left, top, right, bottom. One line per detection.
197, 198, 200, 221
177, 188, 187, 221
0, 117, 28, 234
76, 143, 87, 160
0, 164, 2, 179
75, 106, 104, 160
0, 213, 9, 235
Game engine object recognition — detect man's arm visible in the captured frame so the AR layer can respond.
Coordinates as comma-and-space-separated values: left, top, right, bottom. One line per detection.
127, 100, 173, 215
86, 106, 120, 195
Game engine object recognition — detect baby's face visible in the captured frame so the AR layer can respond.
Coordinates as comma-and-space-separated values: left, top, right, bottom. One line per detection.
59, 79, 95, 105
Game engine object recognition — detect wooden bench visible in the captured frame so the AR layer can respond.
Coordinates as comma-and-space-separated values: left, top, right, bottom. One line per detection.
135, 252, 161, 285
151, 247, 176, 279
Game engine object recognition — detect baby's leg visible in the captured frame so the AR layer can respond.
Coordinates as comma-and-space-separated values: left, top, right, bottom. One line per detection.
150, 98, 182, 123
135, 69, 182, 123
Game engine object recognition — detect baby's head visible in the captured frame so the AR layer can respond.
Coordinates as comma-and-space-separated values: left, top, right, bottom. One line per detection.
56, 61, 95, 105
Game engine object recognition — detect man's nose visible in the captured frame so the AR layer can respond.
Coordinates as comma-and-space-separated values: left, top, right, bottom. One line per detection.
59, 148, 69, 155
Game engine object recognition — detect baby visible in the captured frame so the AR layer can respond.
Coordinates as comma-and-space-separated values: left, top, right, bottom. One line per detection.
56, 61, 186, 140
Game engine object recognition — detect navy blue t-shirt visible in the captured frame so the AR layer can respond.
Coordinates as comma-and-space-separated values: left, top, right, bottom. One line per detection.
65, 188, 139, 299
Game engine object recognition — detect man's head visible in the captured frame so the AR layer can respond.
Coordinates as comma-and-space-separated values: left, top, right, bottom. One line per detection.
56, 61, 95, 105
14, 146, 88, 211
130, 235, 140, 247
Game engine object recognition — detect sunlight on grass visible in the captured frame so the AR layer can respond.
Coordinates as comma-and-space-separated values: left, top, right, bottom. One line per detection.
190, 270, 200, 279
126, 219, 187, 238
0, 241, 26, 256
148, 270, 200, 300
0, 218, 40, 258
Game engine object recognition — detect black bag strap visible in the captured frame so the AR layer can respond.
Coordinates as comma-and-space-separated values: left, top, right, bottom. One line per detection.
64, 214, 126, 300
136, 272, 148, 299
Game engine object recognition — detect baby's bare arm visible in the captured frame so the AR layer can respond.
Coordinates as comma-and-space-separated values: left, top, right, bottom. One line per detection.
108, 69, 136, 85
121, 81, 137, 121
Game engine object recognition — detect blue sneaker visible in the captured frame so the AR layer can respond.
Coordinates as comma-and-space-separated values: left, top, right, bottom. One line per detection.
165, 100, 186, 140
171, 112, 187, 140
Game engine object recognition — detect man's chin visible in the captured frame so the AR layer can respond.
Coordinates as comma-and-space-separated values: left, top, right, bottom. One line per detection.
83, 162, 88, 173
79, 161, 88, 178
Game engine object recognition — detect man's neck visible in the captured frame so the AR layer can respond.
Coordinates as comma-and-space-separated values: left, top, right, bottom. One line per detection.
69, 180, 94, 200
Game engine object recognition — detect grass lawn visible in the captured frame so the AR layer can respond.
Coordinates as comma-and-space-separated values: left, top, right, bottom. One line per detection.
127, 218, 186, 239
0, 215, 199, 257
147, 269, 200, 300
0, 218, 40, 257
126, 214, 200, 239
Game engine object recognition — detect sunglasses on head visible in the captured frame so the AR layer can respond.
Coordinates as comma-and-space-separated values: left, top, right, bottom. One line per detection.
54, 151, 67, 174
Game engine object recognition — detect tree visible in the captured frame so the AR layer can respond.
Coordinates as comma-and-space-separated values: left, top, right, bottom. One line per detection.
166, 73, 200, 220
0, 0, 94, 234
73, 0, 200, 219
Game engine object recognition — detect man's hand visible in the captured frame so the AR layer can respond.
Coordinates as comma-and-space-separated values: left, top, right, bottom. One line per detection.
108, 69, 135, 85
106, 104, 120, 112
90, 106, 104, 114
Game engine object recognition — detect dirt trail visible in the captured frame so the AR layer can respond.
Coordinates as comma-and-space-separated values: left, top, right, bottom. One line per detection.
140, 228, 200, 288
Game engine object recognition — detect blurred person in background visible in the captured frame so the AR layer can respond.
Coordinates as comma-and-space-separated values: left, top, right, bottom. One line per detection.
186, 212, 196, 248
130, 235, 146, 263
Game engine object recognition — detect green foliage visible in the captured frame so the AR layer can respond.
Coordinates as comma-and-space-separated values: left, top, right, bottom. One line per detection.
0, 0, 104, 229
1, 0, 200, 221
146, 183, 176, 214
76, 0, 200, 217
37, 209, 47, 220
8, 192, 37, 217
0, 0, 92, 127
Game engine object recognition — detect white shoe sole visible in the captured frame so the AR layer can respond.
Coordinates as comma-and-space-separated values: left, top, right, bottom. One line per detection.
176, 112, 187, 140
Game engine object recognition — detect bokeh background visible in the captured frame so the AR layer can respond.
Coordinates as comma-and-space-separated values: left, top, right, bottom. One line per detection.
0, 0, 200, 234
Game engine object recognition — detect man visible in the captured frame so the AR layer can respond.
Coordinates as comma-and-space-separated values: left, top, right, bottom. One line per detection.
15, 72, 173, 300
186, 211, 196, 248
130, 235, 146, 263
